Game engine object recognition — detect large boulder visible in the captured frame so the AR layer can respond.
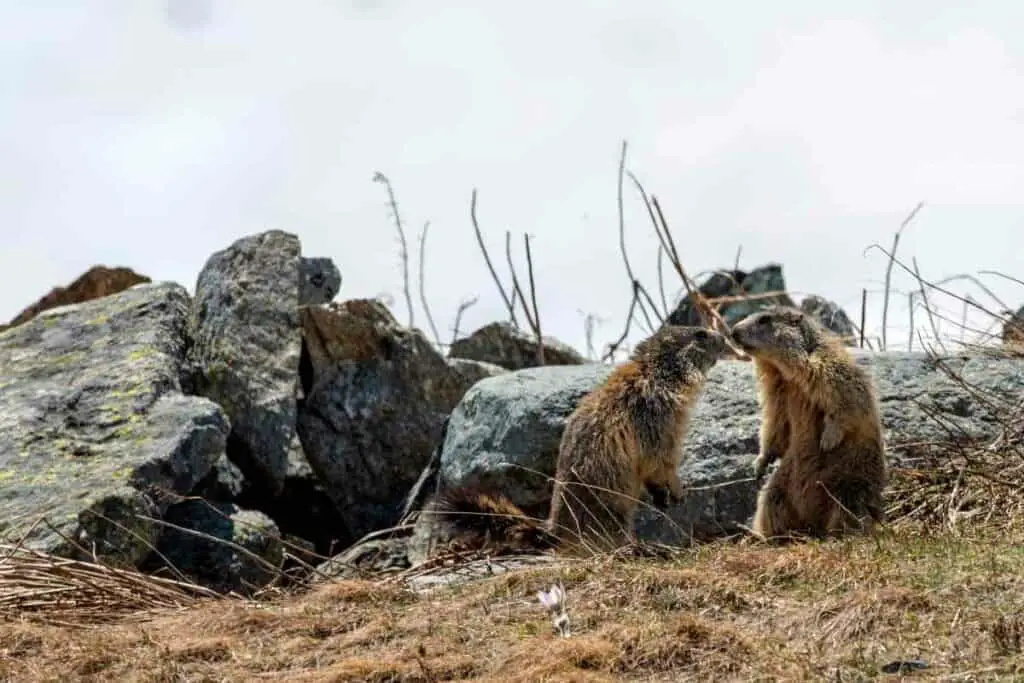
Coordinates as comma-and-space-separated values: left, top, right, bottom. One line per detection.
189, 230, 303, 496
449, 321, 587, 370
296, 299, 498, 540
432, 351, 1024, 546
0, 282, 228, 566
1, 265, 151, 332
666, 264, 795, 327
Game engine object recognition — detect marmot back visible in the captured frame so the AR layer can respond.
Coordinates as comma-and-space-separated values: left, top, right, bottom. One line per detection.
730, 305, 886, 541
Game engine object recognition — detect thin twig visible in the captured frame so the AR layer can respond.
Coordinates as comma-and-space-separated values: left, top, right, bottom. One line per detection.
469, 188, 518, 327
523, 233, 545, 366
450, 296, 479, 346
859, 288, 867, 349
417, 220, 442, 347
880, 201, 924, 350
372, 171, 414, 328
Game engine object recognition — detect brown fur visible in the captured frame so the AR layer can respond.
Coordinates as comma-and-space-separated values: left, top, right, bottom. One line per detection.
418, 326, 742, 558
730, 306, 887, 542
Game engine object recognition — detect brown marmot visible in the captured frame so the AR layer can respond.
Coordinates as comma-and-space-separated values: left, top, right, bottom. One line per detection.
414, 325, 744, 558
729, 305, 887, 541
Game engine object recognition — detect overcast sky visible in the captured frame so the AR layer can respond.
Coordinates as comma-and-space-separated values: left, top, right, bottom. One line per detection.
2, 1, 1022, 357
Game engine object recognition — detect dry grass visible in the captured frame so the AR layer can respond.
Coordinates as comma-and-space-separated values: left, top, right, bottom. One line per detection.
3, 522, 1024, 681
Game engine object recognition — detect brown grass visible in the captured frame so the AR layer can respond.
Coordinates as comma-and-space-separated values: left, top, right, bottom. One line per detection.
4, 522, 1024, 681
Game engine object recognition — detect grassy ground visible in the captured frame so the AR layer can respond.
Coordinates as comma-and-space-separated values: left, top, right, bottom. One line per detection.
3, 517, 1024, 682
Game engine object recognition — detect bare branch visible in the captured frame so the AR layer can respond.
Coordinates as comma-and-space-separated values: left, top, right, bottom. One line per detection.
880, 201, 925, 350
450, 296, 479, 346
372, 171, 414, 328
656, 244, 669, 317
470, 188, 518, 327
417, 220, 442, 348
912, 256, 945, 353
523, 233, 545, 366
859, 288, 867, 349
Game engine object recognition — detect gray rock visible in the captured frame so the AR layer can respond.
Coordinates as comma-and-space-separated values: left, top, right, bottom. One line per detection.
190, 230, 302, 496
667, 263, 795, 327
801, 295, 857, 346
296, 299, 488, 540
299, 256, 342, 306
0, 282, 229, 566
435, 350, 1024, 545
314, 536, 411, 580
192, 454, 247, 502
145, 500, 283, 595
449, 321, 588, 370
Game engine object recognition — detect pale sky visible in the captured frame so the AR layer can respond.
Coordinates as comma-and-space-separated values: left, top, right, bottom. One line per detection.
2, 1, 1022, 358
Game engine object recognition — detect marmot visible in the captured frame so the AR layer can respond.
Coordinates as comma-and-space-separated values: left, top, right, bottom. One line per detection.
729, 305, 886, 541
415, 325, 743, 558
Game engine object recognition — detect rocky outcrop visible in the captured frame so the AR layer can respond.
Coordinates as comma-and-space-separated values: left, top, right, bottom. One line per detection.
429, 351, 1024, 546
0, 282, 228, 567
296, 300, 501, 540
449, 321, 587, 370
800, 295, 858, 345
667, 264, 795, 327
189, 230, 303, 496
1, 265, 151, 332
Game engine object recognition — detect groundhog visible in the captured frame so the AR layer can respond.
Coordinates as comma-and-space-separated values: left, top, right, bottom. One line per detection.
729, 305, 887, 542
415, 325, 744, 558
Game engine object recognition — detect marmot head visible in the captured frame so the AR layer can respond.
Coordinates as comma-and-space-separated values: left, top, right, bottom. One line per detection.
730, 306, 826, 360
633, 325, 743, 377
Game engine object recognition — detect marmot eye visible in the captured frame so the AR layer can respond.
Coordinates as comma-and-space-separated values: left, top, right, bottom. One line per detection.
695, 329, 708, 340
757, 315, 772, 326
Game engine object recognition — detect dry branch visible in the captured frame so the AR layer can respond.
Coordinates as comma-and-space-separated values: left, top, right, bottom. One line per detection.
417, 220, 443, 347
880, 201, 924, 350
450, 296, 479, 345
372, 171, 415, 328
469, 188, 518, 326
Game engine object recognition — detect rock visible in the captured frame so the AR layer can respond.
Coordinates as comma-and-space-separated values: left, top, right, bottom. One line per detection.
449, 321, 587, 370
432, 350, 1024, 545
192, 454, 247, 502
666, 264, 795, 327
296, 299, 488, 540
446, 357, 509, 387
143, 500, 283, 595
299, 256, 342, 305
1, 265, 151, 332
314, 536, 411, 580
189, 230, 302, 496
800, 295, 858, 346
0, 282, 228, 566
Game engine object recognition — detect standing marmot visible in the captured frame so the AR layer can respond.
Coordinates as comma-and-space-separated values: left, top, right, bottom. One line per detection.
415, 325, 744, 558
730, 306, 886, 541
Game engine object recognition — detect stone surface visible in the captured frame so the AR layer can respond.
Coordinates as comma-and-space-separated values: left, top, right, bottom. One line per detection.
0, 282, 228, 566
667, 264, 795, 327
296, 299, 488, 540
299, 256, 342, 306
434, 350, 1024, 545
1, 265, 151, 332
449, 321, 588, 370
801, 295, 857, 346
145, 500, 283, 595
189, 230, 302, 496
